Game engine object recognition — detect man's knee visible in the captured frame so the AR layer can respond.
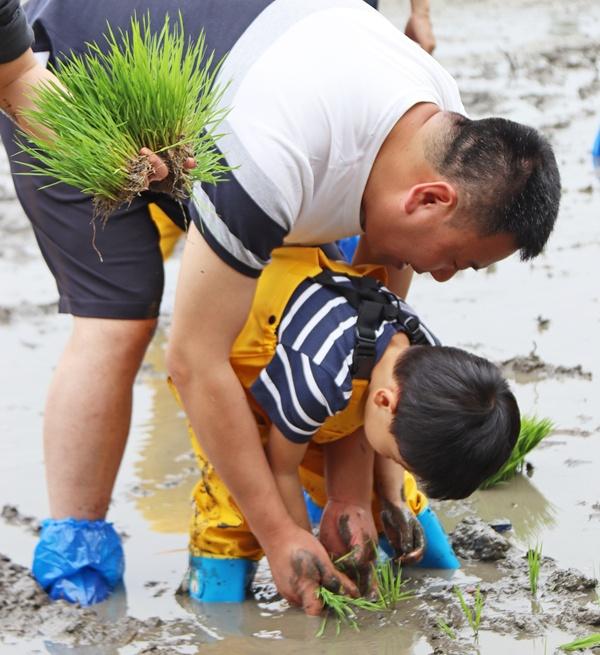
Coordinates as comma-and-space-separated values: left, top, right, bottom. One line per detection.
71, 317, 157, 366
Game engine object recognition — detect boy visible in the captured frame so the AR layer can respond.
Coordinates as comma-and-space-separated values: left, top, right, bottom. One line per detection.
177, 245, 520, 603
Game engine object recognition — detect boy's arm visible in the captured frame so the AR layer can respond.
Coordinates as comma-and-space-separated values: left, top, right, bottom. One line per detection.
168, 224, 357, 614
375, 455, 425, 564
319, 429, 378, 589
265, 425, 311, 532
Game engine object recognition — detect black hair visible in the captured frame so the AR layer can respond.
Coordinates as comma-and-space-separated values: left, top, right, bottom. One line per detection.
391, 346, 520, 500
432, 114, 561, 260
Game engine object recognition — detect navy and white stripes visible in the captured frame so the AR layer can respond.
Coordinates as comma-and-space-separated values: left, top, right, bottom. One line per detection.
250, 276, 423, 443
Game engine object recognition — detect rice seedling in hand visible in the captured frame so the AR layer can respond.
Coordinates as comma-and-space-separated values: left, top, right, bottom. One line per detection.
527, 543, 543, 596
559, 633, 600, 652
316, 586, 382, 637
316, 559, 412, 636
454, 585, 485, 639
18, 13, 230, 223
480, 416, 553, 489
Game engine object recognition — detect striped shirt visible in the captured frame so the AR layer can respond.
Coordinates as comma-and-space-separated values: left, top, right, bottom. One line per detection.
250, 276, 439, 443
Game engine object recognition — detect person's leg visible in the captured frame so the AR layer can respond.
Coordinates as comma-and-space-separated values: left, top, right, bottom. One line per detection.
45, 316, 157, 519
0, 114, 192, 604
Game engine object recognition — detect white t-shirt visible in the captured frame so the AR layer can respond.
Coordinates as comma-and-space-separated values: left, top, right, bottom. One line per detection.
193, 0, 466, 277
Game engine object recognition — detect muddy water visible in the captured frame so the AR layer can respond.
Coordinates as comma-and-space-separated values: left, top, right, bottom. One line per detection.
1, 0, 600, 653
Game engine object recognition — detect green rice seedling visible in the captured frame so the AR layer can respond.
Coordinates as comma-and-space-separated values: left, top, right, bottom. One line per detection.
436, 617, 457, 640
559, 633, 600, 652
316, 559, 412, 636
454, 585, 485, 639
18, 13, 230, 223
480, 416, 553, 489
373, 559, 413, 609
316, 586, 382, 637
527, 543, 543, 596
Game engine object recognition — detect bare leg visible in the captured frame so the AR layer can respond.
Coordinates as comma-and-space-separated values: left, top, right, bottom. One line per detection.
44, 316, 157, 519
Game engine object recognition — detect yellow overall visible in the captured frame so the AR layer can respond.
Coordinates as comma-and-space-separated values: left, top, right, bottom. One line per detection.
177, 246, 427, 560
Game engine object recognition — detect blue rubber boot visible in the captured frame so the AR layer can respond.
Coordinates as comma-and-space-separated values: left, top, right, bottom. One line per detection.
189, 556, 257, 602
33, 518, 124, 605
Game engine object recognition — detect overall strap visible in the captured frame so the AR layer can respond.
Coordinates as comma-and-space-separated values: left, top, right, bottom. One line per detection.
311, 270, 433, 380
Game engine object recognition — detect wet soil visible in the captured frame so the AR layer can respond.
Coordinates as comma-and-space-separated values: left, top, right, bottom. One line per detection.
1, 0, 600, 653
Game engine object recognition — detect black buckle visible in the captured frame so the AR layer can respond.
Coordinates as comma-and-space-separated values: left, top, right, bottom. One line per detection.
352, 326, 378, 379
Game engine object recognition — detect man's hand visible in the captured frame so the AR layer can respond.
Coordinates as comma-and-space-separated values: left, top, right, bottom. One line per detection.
263, 524, 359, 615
380, 499, 425, 565
405, 7, 436, 54
319, 500, 378, 594
139, 146, 196, 192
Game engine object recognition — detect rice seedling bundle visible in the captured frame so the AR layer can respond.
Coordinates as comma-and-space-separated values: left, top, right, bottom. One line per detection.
480, 415, 553, 489
18, 13, 229, 222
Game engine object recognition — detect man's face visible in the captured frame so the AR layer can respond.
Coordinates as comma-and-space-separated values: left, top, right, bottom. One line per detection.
366, 218, 517, 282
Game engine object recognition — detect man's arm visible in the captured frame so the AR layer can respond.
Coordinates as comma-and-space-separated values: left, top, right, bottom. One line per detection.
265, 425, 311, 532
0, 48, 59, 137
167, 223, 357, 613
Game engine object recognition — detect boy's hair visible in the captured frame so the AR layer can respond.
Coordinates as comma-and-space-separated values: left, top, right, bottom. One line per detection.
391, 346, 520, 500
427, 113, 561, 260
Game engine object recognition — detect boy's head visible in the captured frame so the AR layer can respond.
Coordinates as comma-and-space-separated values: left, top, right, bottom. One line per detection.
364, 345, 520, 499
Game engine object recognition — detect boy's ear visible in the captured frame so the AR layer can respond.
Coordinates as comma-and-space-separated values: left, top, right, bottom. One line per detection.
404, 181, 457, 217
373, 387, 399, 414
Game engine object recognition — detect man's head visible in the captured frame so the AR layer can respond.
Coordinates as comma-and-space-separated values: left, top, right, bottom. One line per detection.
362, 109, 561, 281
363, 345, 520, 499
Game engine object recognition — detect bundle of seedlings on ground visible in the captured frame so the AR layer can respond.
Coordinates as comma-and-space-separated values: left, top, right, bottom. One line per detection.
480, 416, 553, 489
453, 585, 485, 639
316, 559, 412, 637
527, 542, 543, 596
17, 13, 229, 223
559, 633, 600, 652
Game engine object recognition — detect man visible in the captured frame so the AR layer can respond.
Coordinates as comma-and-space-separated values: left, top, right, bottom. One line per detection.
164, 0, 560, 616
1, 0, 438, 608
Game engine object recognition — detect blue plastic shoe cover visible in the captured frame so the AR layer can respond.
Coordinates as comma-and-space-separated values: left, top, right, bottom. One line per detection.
189, 556, 257, 602
378, 506, 460, 569
33, 518, 124, 605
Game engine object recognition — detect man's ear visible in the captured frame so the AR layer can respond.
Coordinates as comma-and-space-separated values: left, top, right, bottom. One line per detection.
373, 387, 399, 414
404, 181, 457, 216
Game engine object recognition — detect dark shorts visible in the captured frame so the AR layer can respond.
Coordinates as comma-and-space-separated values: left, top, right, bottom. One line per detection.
0, 118, 197, 320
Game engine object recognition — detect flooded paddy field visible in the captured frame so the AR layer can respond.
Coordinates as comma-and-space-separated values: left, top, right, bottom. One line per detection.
1, 0, 599, 653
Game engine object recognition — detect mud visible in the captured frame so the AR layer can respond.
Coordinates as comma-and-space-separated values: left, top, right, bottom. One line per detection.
500, 351, 593, 383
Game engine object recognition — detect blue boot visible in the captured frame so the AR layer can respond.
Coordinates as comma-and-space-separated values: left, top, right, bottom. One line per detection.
189, 555, 257, 602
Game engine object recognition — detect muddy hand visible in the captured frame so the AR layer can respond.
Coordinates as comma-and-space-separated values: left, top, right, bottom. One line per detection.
381, 499, 425, 565
139, 147, 196, 191
319, 500, 378, 595
263, 525, 358, 616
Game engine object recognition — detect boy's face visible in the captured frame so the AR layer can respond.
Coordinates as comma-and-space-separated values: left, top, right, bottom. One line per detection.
363, 386, 404, 464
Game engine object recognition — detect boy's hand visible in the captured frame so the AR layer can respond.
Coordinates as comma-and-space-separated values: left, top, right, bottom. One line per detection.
381, 499, 425, 565
263, 524, 358, 615
319, 500, 378, 594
